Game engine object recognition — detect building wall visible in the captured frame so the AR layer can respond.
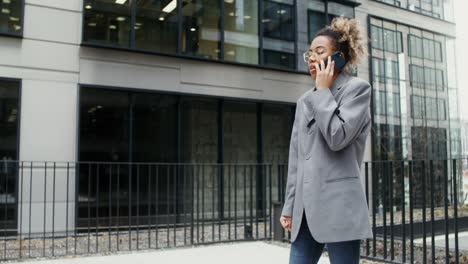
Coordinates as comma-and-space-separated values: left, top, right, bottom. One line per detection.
0, 0, 459, 233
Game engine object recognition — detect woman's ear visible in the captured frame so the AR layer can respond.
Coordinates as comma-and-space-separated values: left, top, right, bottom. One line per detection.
339, 51, 346, 62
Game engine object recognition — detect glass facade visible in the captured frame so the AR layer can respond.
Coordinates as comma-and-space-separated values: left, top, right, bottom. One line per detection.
181, 0, 221, 59
373, 0, 454, 21
79, 86, 294, 225
261, 0, 295, 70
82, 1, 362, 71
369, 16, 460, 210
0, 0, 22, 35
0, 79, 20, 234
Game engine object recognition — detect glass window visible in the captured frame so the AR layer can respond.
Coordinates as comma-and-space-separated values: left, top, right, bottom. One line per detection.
181, 97, 218, 163
308, 10, 336, 42
80, 88, 130, 162
262, 104, 293, 163
423, 38, 435, 60
409, 35, 423, 58
223, 100, 257, 163
0, 0, 22, 35
434, 41, 442, 61
411, 95, 424, 119
84, 0, 131, 47
384, 29, 402, 53
224, 0, 259, 65
182, 0, 221, 59
132, 93, 178, 162
0, 79, 19, 233
435, 69, 444, 90
371, 25, 383, 50
410, 64, 424, 88
373, 90, 386, 116
438, 99, 446, 120
134, 0, 179, 53
263, 1, 294, 41
263, 49, 295, 70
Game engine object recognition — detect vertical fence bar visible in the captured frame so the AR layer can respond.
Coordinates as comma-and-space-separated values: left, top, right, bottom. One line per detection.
444, 159, 449, 264
43, 162, 47, 257
28, 162, 32, 257
453, 159, 459, 264
96, 163, 100, 253
250, 165, 254, 239
116, 164, 120, 252
66, 162, 70, 255
235, 165, 238, 241
430, 160, 435, 263
382, 161, 387, 259
201, 164, 205, 243
409, 161, 414, 263
136, 164, 140, 250
155, 165, 159, 249
389, 161, 394, 261
211, 165, 219, 242
263, 164, 267, 239
372, 161, 377, 257
52, 162, 56, 256
19, 161, 24, 258
422, 160, 427, 264
173, 164, 177, 247
401, 160, 406, 263
269, 164, 272, 240
128, 163, 132, 251
182, 164, 186, 246
88, 164, 91, 253
148, 165, 152, 248
228, 164, 231, 241
196, 165, 200, 243
190, 165, 194, 245
109, 164, 112, 252
244, 165, 247, 240
166, 165, 170, 248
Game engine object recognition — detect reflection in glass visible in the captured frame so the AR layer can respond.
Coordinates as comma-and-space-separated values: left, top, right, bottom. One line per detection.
263, 49, 295, 70
181, 97, 218, 163
84, 0, 131, 47
223, 101, 257, 163
0, 80, 19, 233
132, 93, 178, 162
0, 0, 22, 34
224, 0, 259, 64
181, 0, 221, 59
134, 0, 178, 53
263, 1, 294, 41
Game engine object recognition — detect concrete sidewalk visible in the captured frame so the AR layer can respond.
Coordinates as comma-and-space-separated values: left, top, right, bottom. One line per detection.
14, 242, 331, 264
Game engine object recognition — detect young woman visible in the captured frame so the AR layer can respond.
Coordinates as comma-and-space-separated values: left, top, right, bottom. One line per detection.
279, 17, 373, 264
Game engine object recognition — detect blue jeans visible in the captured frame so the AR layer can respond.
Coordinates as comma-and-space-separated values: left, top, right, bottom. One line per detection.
289, 213, 361, 264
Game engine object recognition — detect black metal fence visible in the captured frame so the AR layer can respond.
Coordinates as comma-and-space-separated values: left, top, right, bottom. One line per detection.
1, 159, 468, 263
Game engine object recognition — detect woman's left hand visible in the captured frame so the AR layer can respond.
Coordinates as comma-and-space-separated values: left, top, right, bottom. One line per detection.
314, 56, 335, 90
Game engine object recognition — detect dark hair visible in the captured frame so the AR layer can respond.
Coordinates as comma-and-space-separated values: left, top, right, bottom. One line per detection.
314, 17, 366, 73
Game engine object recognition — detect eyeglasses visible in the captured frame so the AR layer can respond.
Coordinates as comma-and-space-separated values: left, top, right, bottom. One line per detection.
303, 51, 311, 63
303, 50, 320, 63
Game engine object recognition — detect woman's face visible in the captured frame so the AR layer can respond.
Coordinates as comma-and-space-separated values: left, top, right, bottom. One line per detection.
307, 36, 335, 80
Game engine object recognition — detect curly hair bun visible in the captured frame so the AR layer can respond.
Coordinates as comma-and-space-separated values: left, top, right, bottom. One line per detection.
329, 17, 366, 68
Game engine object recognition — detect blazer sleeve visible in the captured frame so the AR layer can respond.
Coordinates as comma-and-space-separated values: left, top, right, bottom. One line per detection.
303, 80, 371, 152
281, 104, 299, 217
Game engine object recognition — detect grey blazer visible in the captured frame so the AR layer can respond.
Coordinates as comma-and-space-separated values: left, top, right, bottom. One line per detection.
281, 72, 373, 243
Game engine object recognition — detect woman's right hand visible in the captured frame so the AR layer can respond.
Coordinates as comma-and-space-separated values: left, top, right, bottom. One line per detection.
280, 215, 292, 231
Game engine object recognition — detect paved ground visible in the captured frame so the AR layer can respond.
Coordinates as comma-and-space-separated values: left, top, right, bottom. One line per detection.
414, 231, 468, 251
12, 242, 332, 264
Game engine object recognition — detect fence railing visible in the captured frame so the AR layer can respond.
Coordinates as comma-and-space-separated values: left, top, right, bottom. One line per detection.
1, 159, 468, 263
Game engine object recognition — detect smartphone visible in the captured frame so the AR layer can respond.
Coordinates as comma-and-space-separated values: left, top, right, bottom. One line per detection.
323, 51, 346, 71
